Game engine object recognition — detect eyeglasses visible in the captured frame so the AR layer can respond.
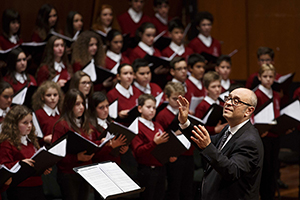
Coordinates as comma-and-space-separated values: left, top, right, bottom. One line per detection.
80, 81, 92, 86
224, 96, 252, 107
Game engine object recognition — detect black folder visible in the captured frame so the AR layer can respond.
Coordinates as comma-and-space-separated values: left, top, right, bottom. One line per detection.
272, 73, 295, 94
11, 85, 38, 109
66, 131, 112, 155
73, 162, 144, 199
151, 130, 191, 164
202, 104, 226, 126
100, 121, 138, 156
200, 52, 218, 64
122, 34, 139, 52
0, 163, 20, 187
154, 36, 171, 51
143, 54, 171, 71
82, 61, 116, 85
48, 30, 77, 47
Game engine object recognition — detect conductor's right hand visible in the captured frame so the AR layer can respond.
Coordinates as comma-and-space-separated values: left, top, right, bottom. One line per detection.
77, 151, 94, 162
177, 95, 189, 124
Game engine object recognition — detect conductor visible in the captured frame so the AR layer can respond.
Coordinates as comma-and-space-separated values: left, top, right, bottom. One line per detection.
177, 88, 264, 200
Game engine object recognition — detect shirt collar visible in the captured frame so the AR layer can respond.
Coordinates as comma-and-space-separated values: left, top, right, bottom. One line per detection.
74, 118, 82, 128
133, 81, 151, 94
139, 117, 154, 131
198, 33, 212, 47
188, 75, 203, 90
9, 35, 18, 44
104, 27, 112, 33
228, 119, 249, 135
128, 8, 143, 23
115, 83, 133, 99
20, 135, 28, 146
155, 13, 168, 25
0, 107, 10, 118
258, 84, 273, 99
43, 104, 59, 117
138, 41, 154, 56
172, 78, 187, 92
97, 118, 108, 129
204, 95, 219, 105
15, 72, 27, 84
106, 50, 122, 63
221, 79, 230, 90
167, 105, 179, 115
54, 61, 65, 73
169, 41, 185, 56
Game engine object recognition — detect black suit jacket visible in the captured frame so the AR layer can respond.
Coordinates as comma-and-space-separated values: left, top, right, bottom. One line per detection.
182, 120, 264, 200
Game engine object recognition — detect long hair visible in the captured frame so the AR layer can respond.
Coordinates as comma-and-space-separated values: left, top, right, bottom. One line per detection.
69, 71, 94, 100
2, 9, 21, 39
106, 29, 122, 51
92, 4, 120, 33
0, 105, 39, 150
59, 89, 91, 134
71, 30, 105, 67
88, 91, 111, 133
32, 81, 63, 111
65, 11, 82, 38
34, 4, 58, 41
5, 48, 31, 85
39, 35, 72, 80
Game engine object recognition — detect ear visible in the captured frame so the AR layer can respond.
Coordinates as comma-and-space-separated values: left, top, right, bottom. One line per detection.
244, 106, 255, 117
138, 105, 142, 113
257, 74, 261, 82
170, 68, 175, 76
117, 74, 121, 81
165, 94, 169, 102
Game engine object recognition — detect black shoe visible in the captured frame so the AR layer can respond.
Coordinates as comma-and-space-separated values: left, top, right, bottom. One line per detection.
277, 179, 288, 189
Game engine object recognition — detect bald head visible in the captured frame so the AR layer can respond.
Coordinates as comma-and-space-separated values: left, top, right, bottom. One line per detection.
223, 88, 257, 127
231, 88, 257, 109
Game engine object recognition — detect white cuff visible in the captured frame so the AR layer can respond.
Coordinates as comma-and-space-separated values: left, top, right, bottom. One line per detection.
179, 119, 190, 130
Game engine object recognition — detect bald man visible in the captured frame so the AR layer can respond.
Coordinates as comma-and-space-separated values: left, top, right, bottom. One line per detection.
177, 88, 264, 200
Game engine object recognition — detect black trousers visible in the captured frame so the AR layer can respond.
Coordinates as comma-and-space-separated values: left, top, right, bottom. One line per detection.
6, 185, 46, 200
138, 164, 166, 200
57, 172, 90, 200
260, 136, 280, 200
165, 155, 194, 200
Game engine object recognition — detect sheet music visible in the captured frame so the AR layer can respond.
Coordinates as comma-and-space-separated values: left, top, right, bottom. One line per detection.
99, 162, 140, 192
52, 74, 60, 82
48, 138, 67, 157
22, 42, 47, 46
254, 102, 275, 123
12, 87, 28, 105
109, 100, 118, 119
172, 131, 191, 150
276, 73, 293, 83
128, 118, 139, 134
32, 112, 43, 138
77, 164, 123, 199
202, 107, 214, 124
155, 92, 164, 107
154, 30, 166, 42
110, 63, 119, 75
189, 96, 204, 113
280, 99, 300, 121
83, 62, 96, 82
219, 91, 229, 102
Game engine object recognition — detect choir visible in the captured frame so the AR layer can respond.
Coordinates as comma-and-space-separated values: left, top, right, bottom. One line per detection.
0, 1, 299, 200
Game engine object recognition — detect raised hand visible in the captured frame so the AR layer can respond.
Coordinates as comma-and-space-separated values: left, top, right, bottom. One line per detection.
177, 95, 190, 124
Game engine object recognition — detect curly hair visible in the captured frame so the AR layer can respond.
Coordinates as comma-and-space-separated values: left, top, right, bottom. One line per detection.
92, 4, 120, 33
39, 35, 72, 80
0, 105, 39, 150
71, 30, 105, 67
32, 81, 64, 111
58, 88, 91, 135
